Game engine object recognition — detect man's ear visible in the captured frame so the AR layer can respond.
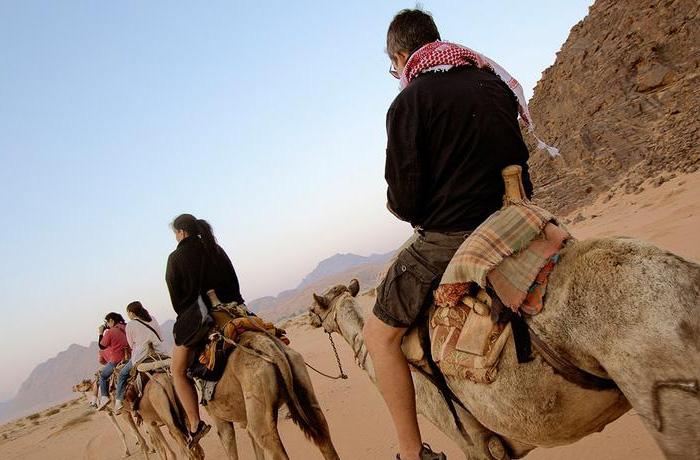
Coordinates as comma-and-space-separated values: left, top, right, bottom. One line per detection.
313, 293, 328, 309
348, 279, 360, 297
396, 50, 410, 66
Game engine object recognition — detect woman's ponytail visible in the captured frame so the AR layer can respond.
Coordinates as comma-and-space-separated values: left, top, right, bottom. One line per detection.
126, 301, 152, 322
196, 219, 218, 257
172, 213, 219, 258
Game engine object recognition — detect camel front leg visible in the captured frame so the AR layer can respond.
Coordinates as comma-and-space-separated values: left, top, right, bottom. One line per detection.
107, 412, 131, 457
412, 371, 516, 459
210, 414, 239, 460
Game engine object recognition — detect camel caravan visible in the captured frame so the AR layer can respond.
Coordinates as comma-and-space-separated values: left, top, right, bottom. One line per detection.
73, 165, 700, 460
69, 8, 699, 460
76, 295, 339, 460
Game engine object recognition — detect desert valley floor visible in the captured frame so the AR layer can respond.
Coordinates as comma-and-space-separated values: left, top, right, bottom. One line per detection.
3, 171, 699, 459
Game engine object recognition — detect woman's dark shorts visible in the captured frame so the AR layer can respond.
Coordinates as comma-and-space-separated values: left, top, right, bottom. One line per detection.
373, 230, 471, 328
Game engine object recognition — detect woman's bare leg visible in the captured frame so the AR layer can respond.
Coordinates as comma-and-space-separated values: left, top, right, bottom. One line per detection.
171, 344, 200, 431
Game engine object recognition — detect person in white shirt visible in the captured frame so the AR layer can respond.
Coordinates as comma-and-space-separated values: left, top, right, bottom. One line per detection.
114, 301, 165, 414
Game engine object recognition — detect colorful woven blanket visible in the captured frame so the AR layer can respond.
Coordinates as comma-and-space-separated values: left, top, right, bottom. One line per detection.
434, 202, 569, 314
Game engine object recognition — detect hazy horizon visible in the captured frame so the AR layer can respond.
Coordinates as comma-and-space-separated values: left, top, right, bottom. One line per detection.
0, 1, 594, 402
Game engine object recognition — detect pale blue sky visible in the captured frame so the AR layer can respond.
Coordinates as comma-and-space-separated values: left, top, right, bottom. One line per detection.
0, 1, 593, 400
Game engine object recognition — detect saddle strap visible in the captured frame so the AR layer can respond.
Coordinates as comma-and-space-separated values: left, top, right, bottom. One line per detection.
528, 327, 617, 391
417, 317, 472, 443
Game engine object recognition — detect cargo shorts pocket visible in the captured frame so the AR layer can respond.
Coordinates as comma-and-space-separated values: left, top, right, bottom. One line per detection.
376, 248, 440, 327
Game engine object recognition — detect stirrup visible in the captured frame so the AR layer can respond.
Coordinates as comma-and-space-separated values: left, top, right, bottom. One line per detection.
395, 443, 447, 460
187, 421, 211, 448
420, 443, 447, 460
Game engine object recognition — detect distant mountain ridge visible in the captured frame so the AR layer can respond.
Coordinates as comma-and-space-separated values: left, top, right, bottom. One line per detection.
296, 252, 393, 289
247, 251, 394, 322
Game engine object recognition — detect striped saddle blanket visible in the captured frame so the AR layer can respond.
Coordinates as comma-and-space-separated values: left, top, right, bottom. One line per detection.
428, 202, 570, 383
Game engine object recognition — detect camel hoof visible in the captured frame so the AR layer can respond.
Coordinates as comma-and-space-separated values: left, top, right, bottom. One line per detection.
488, 435, 506, 460
121, 452, 131, 458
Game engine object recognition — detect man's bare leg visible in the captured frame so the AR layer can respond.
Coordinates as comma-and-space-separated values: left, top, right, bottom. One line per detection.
364, 314, 422, 460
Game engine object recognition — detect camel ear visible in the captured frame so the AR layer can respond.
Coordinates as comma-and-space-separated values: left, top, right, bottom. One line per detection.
348, 279, 360, 297
313, 293, 329, 309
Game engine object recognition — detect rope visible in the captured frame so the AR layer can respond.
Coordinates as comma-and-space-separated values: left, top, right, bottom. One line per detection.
305, 311, 349, 380
219, 307, 349, 381
204, 304, 350, 381
305, 330, 348, 380
216, 333, 275, 364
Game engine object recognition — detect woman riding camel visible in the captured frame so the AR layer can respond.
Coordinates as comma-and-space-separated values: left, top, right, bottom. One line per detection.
113, 301, 165, 414
166, 213, 245, 446
96, 312, 129, 410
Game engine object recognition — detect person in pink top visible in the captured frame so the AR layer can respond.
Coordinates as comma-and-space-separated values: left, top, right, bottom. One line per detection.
96, 312, 130, 410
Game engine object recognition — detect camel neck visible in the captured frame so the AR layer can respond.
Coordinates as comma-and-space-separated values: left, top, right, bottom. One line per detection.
333, 295, 376, 383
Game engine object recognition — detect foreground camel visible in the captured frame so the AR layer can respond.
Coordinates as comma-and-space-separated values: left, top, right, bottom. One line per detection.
74, 372, 203, 460
204, 331, 340, 460
309, 238, 700, 460
73, 378, 151, 458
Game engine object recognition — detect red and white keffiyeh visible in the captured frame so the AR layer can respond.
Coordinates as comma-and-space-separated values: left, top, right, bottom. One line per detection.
400, 41, 559, 157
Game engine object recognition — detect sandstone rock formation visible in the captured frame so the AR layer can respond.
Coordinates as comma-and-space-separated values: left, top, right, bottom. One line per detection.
527, 0, 699, 214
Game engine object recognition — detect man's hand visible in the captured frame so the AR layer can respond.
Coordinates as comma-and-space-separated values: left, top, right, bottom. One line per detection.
98, 325, 106, 335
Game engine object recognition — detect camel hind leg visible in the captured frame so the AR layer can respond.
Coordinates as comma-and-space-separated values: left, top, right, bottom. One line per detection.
599, 325, 700, 460
245, 394, 289, 460
546, 241, 700, 459
119, 411, 150, 456
247, 431, 266, 460
209, 413, 239, 460
147, 423, 176, 460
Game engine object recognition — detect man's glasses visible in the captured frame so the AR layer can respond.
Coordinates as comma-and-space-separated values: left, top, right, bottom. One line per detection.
389, 63, 400, 79
388, 47, 421, 79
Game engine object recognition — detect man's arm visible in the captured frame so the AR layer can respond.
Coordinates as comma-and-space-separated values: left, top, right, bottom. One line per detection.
384, 98, 424, 225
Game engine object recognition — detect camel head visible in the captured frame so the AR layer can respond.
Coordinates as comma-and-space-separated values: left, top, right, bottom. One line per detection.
72, 378, 94, 393
309, 279, 360, 333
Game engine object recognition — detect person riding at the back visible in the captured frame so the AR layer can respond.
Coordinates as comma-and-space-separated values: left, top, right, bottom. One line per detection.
96, 312, 130, 410
87, 349, 107, 408
362, 9, 534, 460
113, 301, 165, 414
166, 213, 245, 446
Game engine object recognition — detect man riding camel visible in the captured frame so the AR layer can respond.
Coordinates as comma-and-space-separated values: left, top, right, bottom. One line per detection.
363, 9, 533, 460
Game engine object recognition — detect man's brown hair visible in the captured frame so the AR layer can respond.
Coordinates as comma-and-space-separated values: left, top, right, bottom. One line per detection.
386, 8, 441, 58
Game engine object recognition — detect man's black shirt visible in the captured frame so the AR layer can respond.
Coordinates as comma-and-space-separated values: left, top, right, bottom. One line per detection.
165, 236, 244, 316
385, 66, 533, 232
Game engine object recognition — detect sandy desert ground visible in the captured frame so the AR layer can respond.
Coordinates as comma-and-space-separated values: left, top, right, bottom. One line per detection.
2, 170, 698, 460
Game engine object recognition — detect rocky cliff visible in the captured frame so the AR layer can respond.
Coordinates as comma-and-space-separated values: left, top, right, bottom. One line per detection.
528, 0, 699, 214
